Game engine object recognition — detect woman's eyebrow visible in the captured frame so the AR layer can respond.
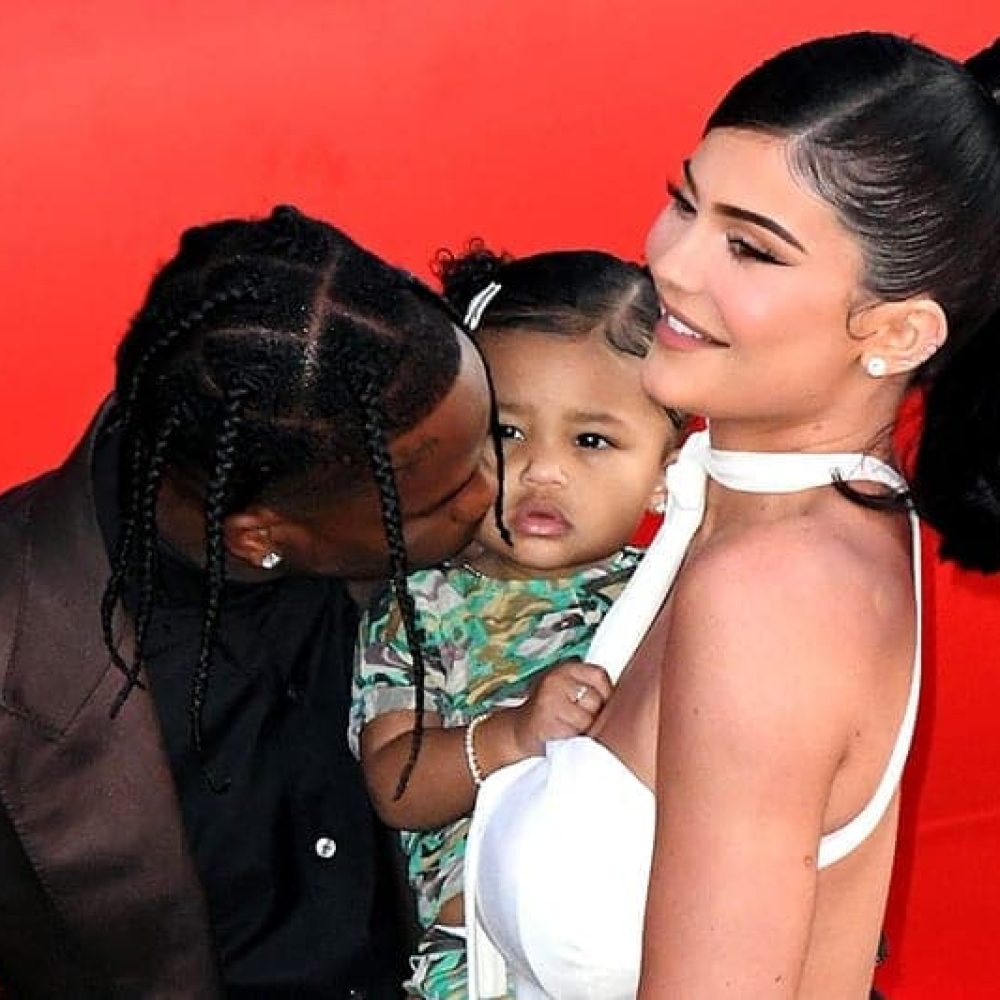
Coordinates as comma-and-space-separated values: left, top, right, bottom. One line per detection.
683, 159, 807, 253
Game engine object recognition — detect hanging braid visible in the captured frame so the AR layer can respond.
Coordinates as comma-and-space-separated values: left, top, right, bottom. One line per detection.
189, 384, 250, 792
102, 283, 261, 696
101, 427, 148, 681
349, 373, 430, 798
108, 405, 182, 716
101, 206, 470, 789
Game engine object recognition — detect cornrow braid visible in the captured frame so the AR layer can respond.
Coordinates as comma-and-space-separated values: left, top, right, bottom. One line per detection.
116, 282, 260, 430
189, 383, 250, 793
101, 427, 148, 682
109, 405, 182, 716
481, 352, 511, 549
349, 371, 430, 800
102, 283, 260, 695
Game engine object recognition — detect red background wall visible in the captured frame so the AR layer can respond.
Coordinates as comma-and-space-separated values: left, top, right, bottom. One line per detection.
2, 3, 997, 994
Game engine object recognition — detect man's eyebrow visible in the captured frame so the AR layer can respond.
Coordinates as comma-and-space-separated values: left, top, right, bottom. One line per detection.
683, 158, 807, 254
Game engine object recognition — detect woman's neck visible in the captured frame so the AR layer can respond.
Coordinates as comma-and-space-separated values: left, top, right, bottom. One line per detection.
704, 371, 907, 457
705, 415, 896, 462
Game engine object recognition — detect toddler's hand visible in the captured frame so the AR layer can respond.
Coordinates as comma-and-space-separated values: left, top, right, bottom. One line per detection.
500, 661, 613, 758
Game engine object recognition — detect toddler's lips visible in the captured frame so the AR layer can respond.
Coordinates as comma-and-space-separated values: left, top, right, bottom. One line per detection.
511, 500, 571, 537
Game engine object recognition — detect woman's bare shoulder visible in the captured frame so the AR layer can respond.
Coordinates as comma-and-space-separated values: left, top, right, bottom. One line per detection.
662, 507, 910, 754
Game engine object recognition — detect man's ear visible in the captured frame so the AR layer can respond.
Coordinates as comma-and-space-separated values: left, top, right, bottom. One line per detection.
222, 507, 286, 569
854, 297, 948, 376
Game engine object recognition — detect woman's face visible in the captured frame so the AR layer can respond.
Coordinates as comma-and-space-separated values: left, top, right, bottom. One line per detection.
271, 333, 497, 579
643, 127, 870, 445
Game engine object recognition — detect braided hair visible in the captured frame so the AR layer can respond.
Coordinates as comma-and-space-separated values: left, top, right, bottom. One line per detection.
102, 205, 465, 786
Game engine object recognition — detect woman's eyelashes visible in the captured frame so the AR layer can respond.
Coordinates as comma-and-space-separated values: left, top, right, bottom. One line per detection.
666, 181, 787, 266
725, 235, 784, 265
667, 181, 695, 217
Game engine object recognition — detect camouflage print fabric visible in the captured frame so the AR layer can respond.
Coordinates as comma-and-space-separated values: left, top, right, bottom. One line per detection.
350, 548, 642, 998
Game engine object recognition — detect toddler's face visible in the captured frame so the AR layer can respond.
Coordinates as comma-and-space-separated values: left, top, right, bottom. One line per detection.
472, 329, 677, 580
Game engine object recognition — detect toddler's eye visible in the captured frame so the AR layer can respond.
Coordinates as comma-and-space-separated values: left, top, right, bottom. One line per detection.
499, 424, 525, 442
577, 433, 612, 450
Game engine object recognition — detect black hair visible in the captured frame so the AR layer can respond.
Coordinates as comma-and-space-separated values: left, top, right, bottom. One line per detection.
705, 33, 1000, 571
102, 205, 466, 786
435, 241, 686, 431
967, 37, 1000, 103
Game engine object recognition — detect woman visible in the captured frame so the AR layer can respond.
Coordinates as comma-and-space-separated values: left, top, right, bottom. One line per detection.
464, 33, 1000, 998
0, 206, 496, 998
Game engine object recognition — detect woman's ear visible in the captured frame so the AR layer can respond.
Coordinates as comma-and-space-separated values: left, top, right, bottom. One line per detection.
855, 297, 948, 376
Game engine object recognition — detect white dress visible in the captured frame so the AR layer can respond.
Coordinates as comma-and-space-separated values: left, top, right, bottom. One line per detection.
464, 431, 922, 999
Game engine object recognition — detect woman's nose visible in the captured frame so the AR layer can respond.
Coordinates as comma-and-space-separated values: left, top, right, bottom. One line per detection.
645, 208, 706, 298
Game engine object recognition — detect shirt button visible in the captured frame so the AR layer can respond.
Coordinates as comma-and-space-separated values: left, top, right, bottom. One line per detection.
314, 836, 338, 859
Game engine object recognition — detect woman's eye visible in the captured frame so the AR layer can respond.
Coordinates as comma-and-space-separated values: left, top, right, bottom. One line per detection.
667, 182, 696, 217
499, 423, 525, 442
577, 432, 612, 450
726, 235, 783, 265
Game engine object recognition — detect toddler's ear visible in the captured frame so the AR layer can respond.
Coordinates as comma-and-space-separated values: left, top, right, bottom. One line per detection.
647, 445, 681, 514
647, 469, 669, 516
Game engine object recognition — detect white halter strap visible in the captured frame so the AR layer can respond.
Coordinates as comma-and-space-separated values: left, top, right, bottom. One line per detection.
586, 429, 909, 681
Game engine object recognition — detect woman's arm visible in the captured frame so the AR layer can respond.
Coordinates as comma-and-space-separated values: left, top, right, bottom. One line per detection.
638, 524, 866, 997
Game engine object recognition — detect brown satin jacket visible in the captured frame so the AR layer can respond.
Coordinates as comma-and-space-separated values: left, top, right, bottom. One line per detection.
0, 408, 221, 998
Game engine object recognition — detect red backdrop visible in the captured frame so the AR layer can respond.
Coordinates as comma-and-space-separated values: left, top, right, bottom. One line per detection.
2, 3, 997, 994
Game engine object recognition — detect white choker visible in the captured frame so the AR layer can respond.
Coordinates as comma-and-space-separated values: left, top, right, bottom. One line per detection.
587, 430, 908, 680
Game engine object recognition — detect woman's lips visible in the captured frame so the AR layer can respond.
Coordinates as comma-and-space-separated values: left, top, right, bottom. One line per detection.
654, 306, 728, 351
511, 499, 571, 537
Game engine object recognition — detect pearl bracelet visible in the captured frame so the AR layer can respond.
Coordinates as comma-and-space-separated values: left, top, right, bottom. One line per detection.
464, 712, 493, 787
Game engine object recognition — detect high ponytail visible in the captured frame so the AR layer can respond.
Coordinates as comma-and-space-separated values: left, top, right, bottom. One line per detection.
912, 310, 1000, 571
911, 40, 1000, 571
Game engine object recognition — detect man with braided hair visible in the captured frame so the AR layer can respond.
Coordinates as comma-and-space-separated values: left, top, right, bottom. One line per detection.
0, 206, 496, 998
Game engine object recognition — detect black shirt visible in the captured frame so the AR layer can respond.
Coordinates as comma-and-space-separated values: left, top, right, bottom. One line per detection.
93, 419, 406, 998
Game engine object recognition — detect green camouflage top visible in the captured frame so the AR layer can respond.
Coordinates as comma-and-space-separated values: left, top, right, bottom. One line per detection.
349, 548, 642, 929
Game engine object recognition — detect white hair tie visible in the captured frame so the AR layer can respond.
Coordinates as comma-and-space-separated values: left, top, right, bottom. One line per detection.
463, 282, 502, 331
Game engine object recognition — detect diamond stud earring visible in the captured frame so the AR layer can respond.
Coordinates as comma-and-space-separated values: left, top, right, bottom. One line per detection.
865, 356, 888, 378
